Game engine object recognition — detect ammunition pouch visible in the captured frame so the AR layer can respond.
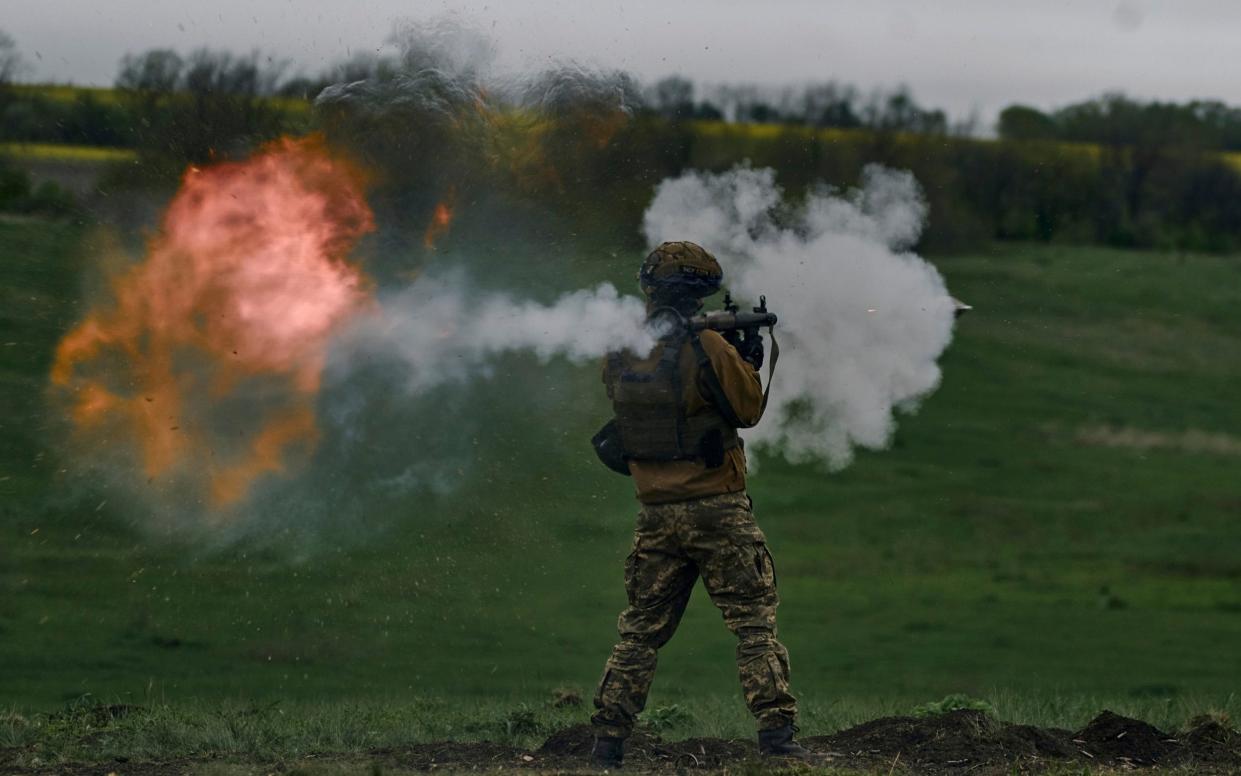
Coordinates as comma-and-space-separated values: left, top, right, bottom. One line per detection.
591, 419, 631, 476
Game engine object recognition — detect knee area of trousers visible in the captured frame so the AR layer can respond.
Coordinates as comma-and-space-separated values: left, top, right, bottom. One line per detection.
736, 630, 778, 658
612, 641, 658, 665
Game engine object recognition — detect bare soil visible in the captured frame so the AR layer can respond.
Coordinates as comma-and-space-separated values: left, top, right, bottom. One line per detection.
4, 710, 1238, 774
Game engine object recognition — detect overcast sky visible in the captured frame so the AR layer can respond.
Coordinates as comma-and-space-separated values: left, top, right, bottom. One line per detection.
7, 0, 1241, 124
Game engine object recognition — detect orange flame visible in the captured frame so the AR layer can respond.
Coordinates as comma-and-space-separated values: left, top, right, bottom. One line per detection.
50, 135, 375, 512
423, 191, 456, 250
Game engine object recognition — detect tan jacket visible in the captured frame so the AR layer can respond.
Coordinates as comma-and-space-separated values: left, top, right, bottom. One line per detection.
604, 330, 764, 504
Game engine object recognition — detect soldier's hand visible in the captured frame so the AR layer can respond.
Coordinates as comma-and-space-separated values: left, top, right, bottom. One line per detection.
722, 328, 742, 348
737, 329, 764, 370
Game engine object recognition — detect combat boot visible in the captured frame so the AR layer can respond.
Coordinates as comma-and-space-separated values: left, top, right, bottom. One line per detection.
590, 734, 624, 769
758, 724, 820, 761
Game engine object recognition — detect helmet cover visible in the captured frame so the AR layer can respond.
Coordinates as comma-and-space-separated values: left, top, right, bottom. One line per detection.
638, 241, 723, 298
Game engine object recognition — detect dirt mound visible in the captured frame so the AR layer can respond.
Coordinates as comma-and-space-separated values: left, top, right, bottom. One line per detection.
537, 722, 673, 767
801, 710, 1241, 773
804, 709, 1076, 772
537, 724, 757, 769
1170, 718, 1241, 769
651, 736, 754, 769
538, 722, 661, 758
537, 722, 604, 758
537, 725, 753, 769
1072, 710, 1173, 765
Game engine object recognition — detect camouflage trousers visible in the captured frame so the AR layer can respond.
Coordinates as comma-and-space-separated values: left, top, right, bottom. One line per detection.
591, 491, 797, 737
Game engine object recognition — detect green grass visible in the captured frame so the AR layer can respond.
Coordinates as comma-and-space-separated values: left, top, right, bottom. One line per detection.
0, 693, 1233, 767
1, 220, 1240, 763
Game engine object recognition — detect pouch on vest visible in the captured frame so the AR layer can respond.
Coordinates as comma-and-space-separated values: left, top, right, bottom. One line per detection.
591, 419, 631, 476
700, 427, 726, 468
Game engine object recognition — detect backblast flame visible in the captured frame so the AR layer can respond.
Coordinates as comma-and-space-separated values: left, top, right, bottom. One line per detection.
423, 195, 456, 250
51, 135, 375, 515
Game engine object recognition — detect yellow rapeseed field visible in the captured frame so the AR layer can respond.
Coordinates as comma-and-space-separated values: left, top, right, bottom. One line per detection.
0, 142, 137, 163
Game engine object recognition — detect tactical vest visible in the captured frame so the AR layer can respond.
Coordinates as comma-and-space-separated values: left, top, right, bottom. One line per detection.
604, 331, 740, 464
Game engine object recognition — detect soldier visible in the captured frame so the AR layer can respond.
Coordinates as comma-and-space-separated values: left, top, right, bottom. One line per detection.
589, 241, 817, 767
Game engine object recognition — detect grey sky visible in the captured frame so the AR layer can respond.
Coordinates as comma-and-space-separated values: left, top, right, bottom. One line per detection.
6, 0, 1241, 123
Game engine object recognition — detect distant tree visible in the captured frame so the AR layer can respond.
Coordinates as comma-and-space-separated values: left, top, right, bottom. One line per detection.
116, 49, 184, 93
0, 29, 29, 139
862, 86, 946, 134
647, 76, 695, 121
0, 29, 25, 87
997, 105, 1057, 141
1052, 93, 1216, 150
1190, 100, 1241, 150
115, 47, 292, 162
181, 49, 286, 98
1042, 93, 1220, 240
744, 101, 781, 123
694, 100, 723, 121
1016, 93, 1241, 153
713, 84, 785, 123
114, 49, 183, 142
950, 109, 982, 138
0, 28, 26, 130
181, 49, 288, 158
798, 82, 861, 128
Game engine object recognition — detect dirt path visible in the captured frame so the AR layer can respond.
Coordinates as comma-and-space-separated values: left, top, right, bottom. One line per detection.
4, 710, 1238, 775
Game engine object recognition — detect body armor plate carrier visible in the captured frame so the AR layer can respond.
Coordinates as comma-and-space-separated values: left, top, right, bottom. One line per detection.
604, 330, 740, 467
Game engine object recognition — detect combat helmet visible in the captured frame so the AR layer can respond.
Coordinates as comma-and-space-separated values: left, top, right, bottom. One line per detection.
638, 241, 723, 300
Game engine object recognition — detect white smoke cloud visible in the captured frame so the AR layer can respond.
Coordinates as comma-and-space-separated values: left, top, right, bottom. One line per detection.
327, 164, 955, 485
332, 276, 654, 393
643, 164, 957, 468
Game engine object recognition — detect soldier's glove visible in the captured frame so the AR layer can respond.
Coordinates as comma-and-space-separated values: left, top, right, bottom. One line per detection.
721, 328, 742, 348
736, 329, 764, 370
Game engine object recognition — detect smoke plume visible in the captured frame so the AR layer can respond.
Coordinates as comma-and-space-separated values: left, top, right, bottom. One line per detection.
331, 278, 653, 394
643, 164, 957, 468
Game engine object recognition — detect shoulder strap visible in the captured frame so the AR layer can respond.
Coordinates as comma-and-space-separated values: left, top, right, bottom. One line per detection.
762, 325, 779, 413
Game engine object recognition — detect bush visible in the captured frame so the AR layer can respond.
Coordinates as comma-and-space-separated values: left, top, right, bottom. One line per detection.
912, 694, 997, 718
0, 156, 77, 216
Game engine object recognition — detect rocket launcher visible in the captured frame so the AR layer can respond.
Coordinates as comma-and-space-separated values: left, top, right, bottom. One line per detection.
689, 293, 777, 335
686, 292, 968, 336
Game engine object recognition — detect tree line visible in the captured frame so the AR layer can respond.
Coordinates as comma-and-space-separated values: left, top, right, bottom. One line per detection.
8, 33, 1241, 153
1001, 95, 1241, 152
5, 33, 1241, 252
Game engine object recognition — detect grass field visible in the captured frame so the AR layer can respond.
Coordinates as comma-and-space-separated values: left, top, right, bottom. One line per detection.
2, 216, 1240, 769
